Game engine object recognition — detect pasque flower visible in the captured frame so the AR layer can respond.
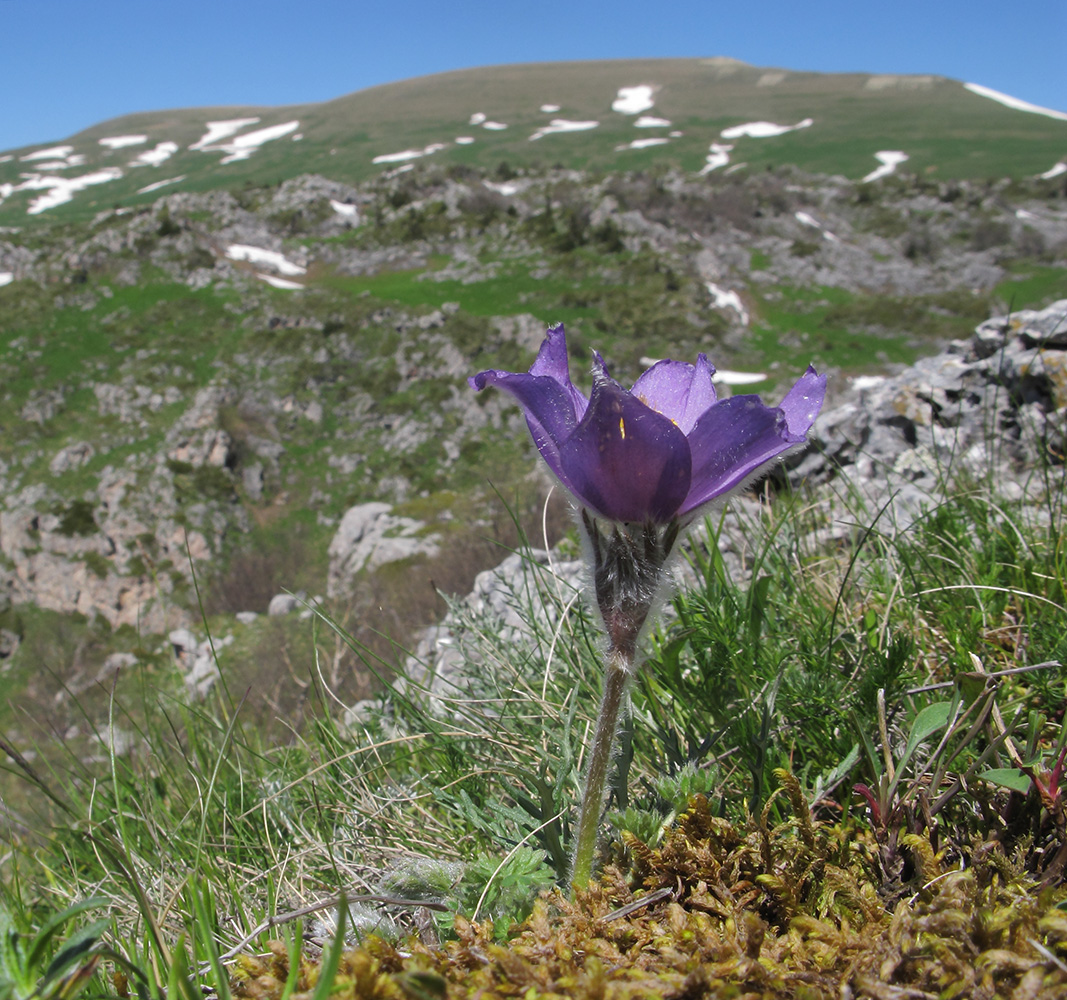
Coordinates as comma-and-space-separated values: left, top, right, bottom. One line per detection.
469, 324, 825, 526
470, 323, 825, 891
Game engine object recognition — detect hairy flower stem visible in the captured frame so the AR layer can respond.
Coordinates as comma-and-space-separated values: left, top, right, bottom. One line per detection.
571, 645, 633, 891
570, 512, 681, 893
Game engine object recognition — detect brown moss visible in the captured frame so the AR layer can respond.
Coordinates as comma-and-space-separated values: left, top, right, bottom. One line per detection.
230, 791, 1067, 999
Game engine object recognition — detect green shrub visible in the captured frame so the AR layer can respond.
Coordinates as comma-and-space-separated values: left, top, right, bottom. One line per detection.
54, 500, 98, 537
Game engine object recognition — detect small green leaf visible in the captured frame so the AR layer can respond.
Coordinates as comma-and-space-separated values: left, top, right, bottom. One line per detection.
908, 701, 953, 747
42, 920, 109, 983
979, 768, 1032, 793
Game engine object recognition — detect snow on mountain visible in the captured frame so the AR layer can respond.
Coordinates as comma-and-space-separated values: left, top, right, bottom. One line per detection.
213, 121, 300, 164
862, 151, 909, 183
612, 85, 655, 114
99, 135, 147, 150
131, 141, 178, 168
224, 244, 306, 276
137, 176, 186, 194
14, 167, 124, 214
720, 118, 813, 139
190, 118, 261, 151
964, 83, 1067, 122
700, 143, 734, 174
372, 143, 447, 164
617, 137, 669, 151
529, 120, 599, 140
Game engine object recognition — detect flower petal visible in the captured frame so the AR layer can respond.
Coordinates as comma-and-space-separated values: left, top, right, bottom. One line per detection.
631, 354, 717, 434
559, 372, 692, 522
529, 323, 588, 420
468, 368, 583, 489
681, 395, 803, 514
778, 365, 827, 434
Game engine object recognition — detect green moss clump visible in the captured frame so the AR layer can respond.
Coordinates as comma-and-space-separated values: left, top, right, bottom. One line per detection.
55, 500, 98, 537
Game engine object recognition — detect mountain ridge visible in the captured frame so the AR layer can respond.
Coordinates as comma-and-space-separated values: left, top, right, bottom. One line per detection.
3, 58, 1065, 226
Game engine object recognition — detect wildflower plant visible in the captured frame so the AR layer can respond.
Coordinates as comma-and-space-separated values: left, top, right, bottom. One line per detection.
470, 323, 825, 887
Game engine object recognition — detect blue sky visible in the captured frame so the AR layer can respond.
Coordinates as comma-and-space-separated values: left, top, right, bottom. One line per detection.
3, 0, 1064, 152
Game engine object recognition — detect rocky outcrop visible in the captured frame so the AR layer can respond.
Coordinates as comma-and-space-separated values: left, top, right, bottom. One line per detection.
327, 503, 442, 598
346, 549, 585, 721
790, 299, 1067, 524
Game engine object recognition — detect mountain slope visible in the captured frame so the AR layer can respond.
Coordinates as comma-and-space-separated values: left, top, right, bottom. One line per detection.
2, 58, 1065, 225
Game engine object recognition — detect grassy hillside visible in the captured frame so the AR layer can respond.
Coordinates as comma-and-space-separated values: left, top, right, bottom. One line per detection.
2, 59, 1065, 227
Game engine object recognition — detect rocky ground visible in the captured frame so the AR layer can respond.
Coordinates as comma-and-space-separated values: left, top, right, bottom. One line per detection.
0, 162, 1063, 752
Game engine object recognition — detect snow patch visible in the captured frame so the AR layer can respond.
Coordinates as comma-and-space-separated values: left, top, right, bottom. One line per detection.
964, 83, 1067, 122
635, 115, 671, 127
540, 104, 561, 113
706, 282, 749, 325
138, 175, 186, 194
484, 181, 519, 196
372, 142, 446, 164
21, 145, 74, 162
455, 136, 475, 145
714, 369, 767, 385
639, 356, 766, 385
0, 272, 13, 287
21, 149, 85, 170
529, 119, 599, 140
214, 121, 300, 164
612, 85, 654, 115
482, 121, 508, 130
721, 118, 812, 139
15, 168, 124, 214
616, 138, 669, 151
699, 143, 733, 174
190, 118, 261, 151
862, 150, 908, 183
225, 244, 306, 276
1040, 162, 1067, 180
131, 141, 178, 167
99, 135, 146, 150
257, 273, 304, 290
330, 199, 358, 218
795, 210, 839, 242
469, 113, 487, 125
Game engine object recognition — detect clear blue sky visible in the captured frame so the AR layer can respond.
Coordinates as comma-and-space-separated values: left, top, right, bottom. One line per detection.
2, 0, 1064, 152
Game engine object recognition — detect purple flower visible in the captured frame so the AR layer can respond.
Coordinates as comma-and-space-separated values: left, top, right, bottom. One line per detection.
469, 324, 825, 525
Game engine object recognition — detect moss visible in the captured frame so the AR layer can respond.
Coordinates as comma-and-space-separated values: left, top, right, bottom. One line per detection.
230, 789, 1067, 999
54, 499, 98, 537
83, 551, 110, 579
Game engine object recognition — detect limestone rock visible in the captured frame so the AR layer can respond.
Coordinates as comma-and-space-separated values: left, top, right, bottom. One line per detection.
169, 628, 233, 699
268, 593, 299, 616
399, 549, 585, 708
327, 503, 441, 598
789, 299, 1067, 526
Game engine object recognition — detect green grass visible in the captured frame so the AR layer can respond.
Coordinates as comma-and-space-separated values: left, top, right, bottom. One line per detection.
3, 396, 1067, 995
996, 260, 1067, 310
